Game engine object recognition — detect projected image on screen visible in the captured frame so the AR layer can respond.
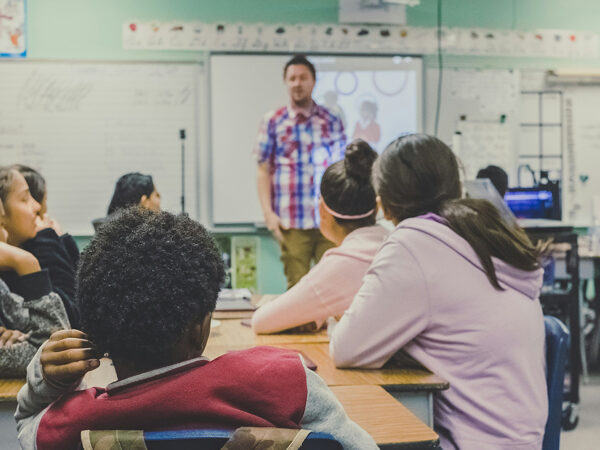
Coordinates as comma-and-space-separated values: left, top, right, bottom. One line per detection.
313, 61, 419, 153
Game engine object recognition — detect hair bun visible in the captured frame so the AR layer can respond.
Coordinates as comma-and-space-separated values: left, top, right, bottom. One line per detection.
344, 139, 378, 182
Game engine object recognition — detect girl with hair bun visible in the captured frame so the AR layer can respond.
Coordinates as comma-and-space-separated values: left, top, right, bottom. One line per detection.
330, 134, 547, 450
252, 140, 388, 334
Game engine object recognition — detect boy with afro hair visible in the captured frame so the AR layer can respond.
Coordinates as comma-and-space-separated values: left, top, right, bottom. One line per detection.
15, 208, 376, 450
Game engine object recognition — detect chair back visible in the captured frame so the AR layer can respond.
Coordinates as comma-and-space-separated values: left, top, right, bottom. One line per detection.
542, 315, 570, 450
81, 429, 342, 450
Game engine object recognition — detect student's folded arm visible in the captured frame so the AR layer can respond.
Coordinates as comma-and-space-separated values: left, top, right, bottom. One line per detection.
1, 270, 70, 345
0, 278, 29, 331
252, 274, 325, 334
299, 362, 377, 450
15, 344, 83, 449
329, 238, 430, 368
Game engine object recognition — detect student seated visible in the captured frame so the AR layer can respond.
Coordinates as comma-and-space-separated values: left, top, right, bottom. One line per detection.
0, 166, 79, 328
252, 140, 388, 334
330, 134, 547, 450
93, 172, 161, 232
476, 164, 509, 197
12, 164, 80, 326
16, 208, 376, 450
107, 172, 161, 215
0, 209, 69, 377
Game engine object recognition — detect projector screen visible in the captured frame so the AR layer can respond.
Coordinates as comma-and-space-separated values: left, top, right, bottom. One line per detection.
210, 53, 423, 225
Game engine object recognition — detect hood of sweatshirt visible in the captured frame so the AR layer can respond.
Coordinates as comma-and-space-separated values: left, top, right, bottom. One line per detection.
398, 216, 543, 300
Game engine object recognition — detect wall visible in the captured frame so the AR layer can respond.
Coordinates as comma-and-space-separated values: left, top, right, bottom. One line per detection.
29, 0, 600, 293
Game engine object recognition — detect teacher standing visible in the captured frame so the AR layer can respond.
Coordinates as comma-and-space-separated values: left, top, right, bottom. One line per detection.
255, 55, 346, 288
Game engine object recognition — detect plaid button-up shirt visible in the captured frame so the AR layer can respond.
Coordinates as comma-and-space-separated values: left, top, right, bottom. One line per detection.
254, 103, 346, 229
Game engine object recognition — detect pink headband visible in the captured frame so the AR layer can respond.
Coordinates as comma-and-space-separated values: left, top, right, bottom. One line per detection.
321, 199, 375, 220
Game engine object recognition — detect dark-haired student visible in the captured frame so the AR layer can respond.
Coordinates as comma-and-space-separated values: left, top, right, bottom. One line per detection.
11, 165, 80, 327
330, 134, 547, 450
476, 164, 509, 197
15, 208, 376, 450
252, 140, 388, 334
107, 172, 161, 216
93, 172, 161, 232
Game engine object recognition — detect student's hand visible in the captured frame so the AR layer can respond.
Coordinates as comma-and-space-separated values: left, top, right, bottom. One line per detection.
265, 211, 287, 243
47, 215, 64, 236
0, 327, 28, 348
36, 214, 64, 236
41, 330, 100, 385
283, 321, 323, 334
0, 242, 40, 275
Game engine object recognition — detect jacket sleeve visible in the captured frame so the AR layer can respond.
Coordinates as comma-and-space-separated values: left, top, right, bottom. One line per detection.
0, 272, 70, 377
22, 229, 80, 328
299, 361, 377, 450
251, 258, 340, 334
329, 237, 431, 368
15, 345, 83, 450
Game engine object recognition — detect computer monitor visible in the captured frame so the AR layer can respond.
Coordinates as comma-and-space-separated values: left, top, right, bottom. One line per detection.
504, 186, 561, 220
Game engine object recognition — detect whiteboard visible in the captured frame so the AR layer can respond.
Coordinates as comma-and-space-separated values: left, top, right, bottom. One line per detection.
0, 61, 200, 235
209, 53, 423, 225
424, 68, 520, 182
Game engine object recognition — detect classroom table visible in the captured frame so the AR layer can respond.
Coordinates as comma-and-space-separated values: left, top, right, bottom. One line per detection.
0, 369, 439, 449
331, 385, 439, 449
209, 318, 330, 346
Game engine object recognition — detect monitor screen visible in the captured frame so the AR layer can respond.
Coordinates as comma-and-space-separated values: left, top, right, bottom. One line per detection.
504, 189, 555, 219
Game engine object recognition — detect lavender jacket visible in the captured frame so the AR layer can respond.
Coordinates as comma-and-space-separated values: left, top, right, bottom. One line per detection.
330, 217, 548, 450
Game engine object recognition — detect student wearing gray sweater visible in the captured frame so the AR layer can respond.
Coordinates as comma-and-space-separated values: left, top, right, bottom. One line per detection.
0, 239, 70, 377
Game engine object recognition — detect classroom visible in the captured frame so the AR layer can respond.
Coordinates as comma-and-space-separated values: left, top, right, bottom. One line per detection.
0, 0, 600, 449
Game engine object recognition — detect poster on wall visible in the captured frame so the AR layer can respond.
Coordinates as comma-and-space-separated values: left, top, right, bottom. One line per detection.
232, 236, 259, 293
0, 0, 26, 57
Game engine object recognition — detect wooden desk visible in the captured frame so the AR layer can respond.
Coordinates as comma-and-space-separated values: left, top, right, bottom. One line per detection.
332, 385, 438, 448
0, 379, 24, 403
209, 318, 329, 346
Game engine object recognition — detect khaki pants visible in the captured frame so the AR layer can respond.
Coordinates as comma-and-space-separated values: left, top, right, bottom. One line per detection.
280, 228, 334, 288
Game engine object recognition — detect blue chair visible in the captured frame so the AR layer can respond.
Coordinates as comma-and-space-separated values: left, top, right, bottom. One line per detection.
543, 315, 570, 450
142, 429, 342, 450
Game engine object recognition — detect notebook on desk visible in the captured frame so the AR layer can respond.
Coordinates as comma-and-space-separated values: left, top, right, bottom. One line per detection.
215, 288, 255, 312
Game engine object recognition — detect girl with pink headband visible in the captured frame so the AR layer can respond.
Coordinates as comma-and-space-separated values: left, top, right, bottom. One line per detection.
252, 140, 388, 334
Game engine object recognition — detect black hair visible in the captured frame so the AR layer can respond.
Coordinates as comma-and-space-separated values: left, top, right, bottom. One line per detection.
476, 165, 509, 197
11, 165, 46, 204
320, 139, 378, 231
107, 172, 154, 215
374, 134, 540, 290
283, 54, 316, 80
77, 207, 225, 369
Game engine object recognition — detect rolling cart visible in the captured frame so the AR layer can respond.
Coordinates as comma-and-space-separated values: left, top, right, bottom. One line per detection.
527, 229, 581, 430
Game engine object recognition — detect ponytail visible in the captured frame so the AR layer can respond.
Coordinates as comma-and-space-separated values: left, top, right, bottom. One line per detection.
439, 198, 540, 290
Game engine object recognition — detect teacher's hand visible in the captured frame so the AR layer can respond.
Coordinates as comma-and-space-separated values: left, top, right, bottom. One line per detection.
265, 211, 287, 244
